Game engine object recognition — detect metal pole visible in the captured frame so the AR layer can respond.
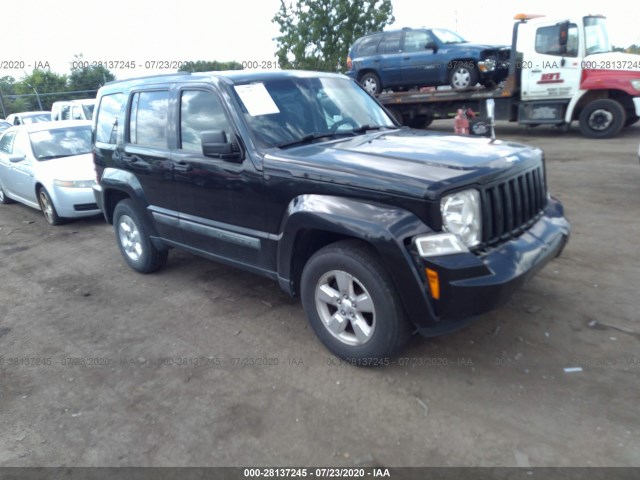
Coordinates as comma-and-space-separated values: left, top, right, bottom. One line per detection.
31, 86, 43, 110
0, 88, 6, 118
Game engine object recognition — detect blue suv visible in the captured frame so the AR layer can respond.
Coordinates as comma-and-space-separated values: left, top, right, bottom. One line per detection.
346, 27, 509, 94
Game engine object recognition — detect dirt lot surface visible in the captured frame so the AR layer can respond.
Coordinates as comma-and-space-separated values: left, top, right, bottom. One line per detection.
0, 122, 639, 468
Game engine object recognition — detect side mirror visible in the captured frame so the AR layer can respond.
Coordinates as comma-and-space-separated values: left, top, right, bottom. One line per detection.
425, 41, 438, 52
201, 130, 243, 162
9, 154, 26, 163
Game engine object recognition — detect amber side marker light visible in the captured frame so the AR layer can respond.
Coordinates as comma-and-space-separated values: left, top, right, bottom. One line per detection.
426, 268, 440, 300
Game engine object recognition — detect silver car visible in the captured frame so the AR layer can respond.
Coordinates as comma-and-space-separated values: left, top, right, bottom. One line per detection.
0, 121, 100, 225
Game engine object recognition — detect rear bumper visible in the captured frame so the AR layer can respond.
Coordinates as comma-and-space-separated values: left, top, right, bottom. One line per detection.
415, 197, 569, 336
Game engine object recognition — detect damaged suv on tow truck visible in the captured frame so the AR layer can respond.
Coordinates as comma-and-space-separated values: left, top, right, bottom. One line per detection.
92, 70, 570, 362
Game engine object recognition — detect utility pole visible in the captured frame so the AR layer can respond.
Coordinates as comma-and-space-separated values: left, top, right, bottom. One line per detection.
0, 88, 6, 118
26, 84, 44, 110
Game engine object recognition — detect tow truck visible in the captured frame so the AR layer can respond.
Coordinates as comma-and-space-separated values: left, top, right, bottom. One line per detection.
377, 14, 640, 138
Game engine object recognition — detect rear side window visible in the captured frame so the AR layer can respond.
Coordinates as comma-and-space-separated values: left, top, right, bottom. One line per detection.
180, 90, 230, 153
129, 90, 169, 148
96, 93, 124, 144
379, 31, 402, 54
355, 34, 381, 56
0, 131, 16, 154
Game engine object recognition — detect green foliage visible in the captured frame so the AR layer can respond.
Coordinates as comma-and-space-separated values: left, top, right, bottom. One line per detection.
178, 60, 244, 73
13, 70, 68, 111
273, 0, 394, 72
68, 55, 116, 95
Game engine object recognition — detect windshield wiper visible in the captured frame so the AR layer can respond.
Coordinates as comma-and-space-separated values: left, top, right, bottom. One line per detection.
277, 132, 350, 149
346, 124, 389, 135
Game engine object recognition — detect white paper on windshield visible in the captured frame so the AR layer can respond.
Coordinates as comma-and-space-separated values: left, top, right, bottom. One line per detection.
234, 83, 280, 116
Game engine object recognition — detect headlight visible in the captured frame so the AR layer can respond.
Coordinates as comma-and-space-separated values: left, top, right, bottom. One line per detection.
631, 79, 640, 91
479, 58, 497, 72
440, 189, 482, 247
54, 179, 96, 188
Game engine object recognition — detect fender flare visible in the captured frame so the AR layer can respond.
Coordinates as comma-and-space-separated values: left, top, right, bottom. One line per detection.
276, 194, 439, 327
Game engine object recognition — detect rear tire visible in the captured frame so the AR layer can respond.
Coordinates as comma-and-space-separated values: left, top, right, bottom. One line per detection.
359, 72, 382, 95
0, 185, 14, 205
578, 99, 625, 139
113, 199, 168, 273
301, 240, 412, 363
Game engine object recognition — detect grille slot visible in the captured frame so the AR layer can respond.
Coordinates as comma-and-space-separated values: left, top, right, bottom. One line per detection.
481, 166, 547, 245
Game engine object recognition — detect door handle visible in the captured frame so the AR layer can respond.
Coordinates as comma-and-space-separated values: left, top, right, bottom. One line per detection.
173, 162, 192, 172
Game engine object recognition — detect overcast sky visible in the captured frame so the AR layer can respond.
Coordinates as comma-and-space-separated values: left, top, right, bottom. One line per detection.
2, 0, 638, 81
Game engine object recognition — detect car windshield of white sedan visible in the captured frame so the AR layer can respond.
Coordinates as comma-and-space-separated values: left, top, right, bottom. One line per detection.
235, 76, 396, 148
29, 126, 92, 161
431, 28, 467, 44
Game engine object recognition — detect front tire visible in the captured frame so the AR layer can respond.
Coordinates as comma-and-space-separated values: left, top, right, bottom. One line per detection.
113, 199, 168, 273
579, 99, 625, 139
449, 62, 478, 90
38, 188, 63, 225
301, 240, 412, 362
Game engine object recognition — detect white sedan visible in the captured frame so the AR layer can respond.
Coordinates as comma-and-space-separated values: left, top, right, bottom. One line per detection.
0, 121, 100, 225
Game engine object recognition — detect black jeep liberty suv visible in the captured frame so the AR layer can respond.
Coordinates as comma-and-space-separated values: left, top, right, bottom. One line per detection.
92, 70, 570, 361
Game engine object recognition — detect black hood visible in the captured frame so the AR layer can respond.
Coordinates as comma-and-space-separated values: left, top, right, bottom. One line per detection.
265, 129, 543, 200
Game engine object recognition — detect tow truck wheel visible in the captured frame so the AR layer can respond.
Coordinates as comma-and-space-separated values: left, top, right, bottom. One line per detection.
360, 72, 382, 95
408, 114, 433, 129
579, 99, 626, 139
449, 62, 478, 90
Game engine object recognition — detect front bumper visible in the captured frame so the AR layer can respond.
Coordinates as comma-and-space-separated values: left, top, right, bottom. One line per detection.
415, 198, 570, 336
52, 185, 100, 218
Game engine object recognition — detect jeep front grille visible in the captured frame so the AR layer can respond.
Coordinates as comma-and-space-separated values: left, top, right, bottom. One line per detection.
480, 166, 547, 245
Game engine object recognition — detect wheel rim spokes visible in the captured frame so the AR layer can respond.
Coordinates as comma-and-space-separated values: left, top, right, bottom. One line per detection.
39, 191, 53, 222
315, 270, 376, 346
119, 215, 143, 261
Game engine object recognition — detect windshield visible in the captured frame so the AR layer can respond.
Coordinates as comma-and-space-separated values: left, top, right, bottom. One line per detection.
431, 28, 467, 44
232, 76, 395, 148
29, 125, 92, 160
584, 16, 611, 55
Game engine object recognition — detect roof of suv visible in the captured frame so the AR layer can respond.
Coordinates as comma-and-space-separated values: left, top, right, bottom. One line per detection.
99, 70, 348, 92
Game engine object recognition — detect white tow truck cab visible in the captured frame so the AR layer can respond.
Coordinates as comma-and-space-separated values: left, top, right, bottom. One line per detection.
378, 14, 640, 138
515, 14, 640, 137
